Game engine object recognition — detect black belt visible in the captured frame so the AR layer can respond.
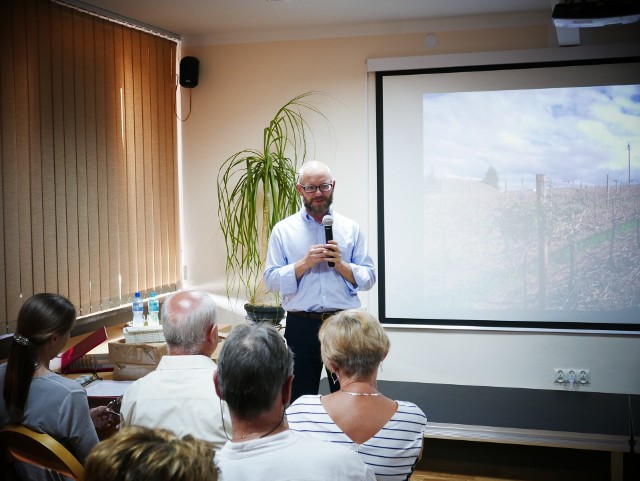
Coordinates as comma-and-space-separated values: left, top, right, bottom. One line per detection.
287, 310, 342, 321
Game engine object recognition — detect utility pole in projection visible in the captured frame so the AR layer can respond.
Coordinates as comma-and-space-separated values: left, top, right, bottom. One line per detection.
628, 143, 631, 186
536, 174, 547, 309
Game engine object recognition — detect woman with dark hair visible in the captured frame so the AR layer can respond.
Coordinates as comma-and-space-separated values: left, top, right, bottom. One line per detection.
0, 293, 112, 481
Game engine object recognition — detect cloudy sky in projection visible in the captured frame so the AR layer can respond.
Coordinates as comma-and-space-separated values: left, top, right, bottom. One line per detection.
423, 85, 640, 190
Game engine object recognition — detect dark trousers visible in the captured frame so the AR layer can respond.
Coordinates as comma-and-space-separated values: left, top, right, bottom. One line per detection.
284, 312, 340, 403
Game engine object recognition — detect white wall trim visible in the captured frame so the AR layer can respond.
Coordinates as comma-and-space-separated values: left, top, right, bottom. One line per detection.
367, 43, 640, 72
425, 421, 631, 452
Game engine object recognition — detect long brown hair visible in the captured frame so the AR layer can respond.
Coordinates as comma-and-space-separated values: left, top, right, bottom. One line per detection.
3, 293, 76, 421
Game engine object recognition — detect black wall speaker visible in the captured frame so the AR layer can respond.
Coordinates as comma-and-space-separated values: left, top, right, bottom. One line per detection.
179, 56, 199, 88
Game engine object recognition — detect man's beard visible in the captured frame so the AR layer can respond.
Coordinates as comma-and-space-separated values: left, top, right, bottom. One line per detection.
303, 192, 333, 215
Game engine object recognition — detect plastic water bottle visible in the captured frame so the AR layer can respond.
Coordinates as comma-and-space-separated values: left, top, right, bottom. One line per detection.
147, 291, 160, 325
132, 292, 144, 326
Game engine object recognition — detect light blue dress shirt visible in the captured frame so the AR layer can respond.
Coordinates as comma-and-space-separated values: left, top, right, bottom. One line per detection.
264, 207, 376, 312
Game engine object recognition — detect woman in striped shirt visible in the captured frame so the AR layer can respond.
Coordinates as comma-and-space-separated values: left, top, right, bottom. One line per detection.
286, 309, 427, 481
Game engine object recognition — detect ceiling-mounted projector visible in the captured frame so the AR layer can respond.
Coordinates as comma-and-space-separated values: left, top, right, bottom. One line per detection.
552, 0, 640, 28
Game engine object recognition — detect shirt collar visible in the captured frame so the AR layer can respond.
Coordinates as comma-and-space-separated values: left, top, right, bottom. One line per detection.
156, 354, 217, 370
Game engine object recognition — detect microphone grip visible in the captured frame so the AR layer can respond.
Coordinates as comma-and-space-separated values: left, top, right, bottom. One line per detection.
324, 226, 335, 267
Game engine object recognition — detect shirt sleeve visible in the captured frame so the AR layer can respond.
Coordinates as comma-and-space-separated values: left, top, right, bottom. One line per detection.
57, 389, 99, 462
363, 465, 377, 481
264, 224, 299, 296
119, 380, 140, 427
347, 223, 376, 293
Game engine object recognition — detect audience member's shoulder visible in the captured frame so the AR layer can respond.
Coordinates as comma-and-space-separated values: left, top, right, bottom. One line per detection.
395, 399, 428, 422
121, 374, 148, 398
292, 430, 351, 455
289, 431, 374, 479
289, 393, 321, 406
333, 211, 360, 228
35, 372, 88, 394
397, 399, 426, 412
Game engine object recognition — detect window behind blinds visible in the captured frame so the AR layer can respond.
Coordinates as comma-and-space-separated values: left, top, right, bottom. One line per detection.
0, 0, 181, 332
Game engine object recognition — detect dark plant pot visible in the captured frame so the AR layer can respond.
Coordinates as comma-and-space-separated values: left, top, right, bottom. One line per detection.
244, 303, 285, 326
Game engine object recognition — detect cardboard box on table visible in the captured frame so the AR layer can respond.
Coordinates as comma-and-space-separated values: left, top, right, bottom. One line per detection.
108, 340, 168, 380
107, 323, 231, 379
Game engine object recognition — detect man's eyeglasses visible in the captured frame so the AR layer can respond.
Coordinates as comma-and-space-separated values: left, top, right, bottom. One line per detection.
299, 183, 333, 193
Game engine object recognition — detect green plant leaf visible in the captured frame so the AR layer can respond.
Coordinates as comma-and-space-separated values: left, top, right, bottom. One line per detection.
217, 91, 327, 305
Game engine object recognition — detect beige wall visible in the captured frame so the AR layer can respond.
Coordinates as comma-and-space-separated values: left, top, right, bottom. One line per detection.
178, 20, 640, 394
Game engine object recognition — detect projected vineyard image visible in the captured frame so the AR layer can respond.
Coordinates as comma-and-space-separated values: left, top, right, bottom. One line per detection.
421, 85, 640, 323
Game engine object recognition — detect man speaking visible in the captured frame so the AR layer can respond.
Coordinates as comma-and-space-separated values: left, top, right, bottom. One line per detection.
264, 161, 376, 402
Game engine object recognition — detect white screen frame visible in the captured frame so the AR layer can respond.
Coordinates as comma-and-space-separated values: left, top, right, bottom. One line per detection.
372, 45, 640, 332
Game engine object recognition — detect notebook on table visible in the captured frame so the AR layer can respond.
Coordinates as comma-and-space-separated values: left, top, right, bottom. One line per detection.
60, 327, 114, 374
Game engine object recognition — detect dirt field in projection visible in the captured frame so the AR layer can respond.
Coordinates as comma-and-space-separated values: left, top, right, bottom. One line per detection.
422, 178, 640, 313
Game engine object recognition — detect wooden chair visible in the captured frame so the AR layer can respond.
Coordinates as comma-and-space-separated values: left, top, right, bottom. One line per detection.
0, 424, 84, 481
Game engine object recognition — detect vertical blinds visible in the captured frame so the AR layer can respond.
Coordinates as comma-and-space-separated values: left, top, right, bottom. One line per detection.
0, 0, 180, 332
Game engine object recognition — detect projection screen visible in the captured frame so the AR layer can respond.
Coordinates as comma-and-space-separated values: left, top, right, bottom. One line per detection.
374, 49, 640, 332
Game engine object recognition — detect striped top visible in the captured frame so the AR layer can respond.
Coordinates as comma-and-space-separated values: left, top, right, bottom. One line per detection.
286, 395, 427, 481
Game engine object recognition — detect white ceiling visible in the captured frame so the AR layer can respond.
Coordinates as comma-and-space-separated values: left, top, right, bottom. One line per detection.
75, 0, 555, 43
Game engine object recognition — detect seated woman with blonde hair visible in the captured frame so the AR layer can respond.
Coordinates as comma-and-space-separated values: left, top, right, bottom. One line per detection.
286, 309, 427, 481
84, 426, 218, 481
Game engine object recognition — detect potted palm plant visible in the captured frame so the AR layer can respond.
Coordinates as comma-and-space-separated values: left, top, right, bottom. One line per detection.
217, 92, 325, 324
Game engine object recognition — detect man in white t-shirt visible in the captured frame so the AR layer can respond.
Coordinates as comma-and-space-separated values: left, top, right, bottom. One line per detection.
120, 290, 231, 450
214, 323, 375, 481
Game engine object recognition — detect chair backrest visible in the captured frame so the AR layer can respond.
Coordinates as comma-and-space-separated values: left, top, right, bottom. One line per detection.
0, 424, 84, 481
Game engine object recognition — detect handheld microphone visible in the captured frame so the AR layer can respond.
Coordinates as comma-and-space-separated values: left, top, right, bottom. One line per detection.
322, 215, 335, 267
